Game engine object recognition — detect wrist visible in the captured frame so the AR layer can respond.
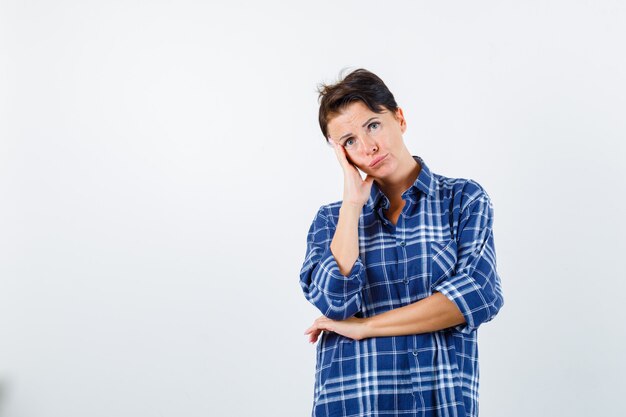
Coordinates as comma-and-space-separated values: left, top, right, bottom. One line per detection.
340, 203, 363, 216
361, 316, 377, 339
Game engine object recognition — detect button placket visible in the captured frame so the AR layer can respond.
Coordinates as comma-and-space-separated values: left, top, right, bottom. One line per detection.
396, 234, 405, 289
408, 348, 426, 411
395, 212, 409, 291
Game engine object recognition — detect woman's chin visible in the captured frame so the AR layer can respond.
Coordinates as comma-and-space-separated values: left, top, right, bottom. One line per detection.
369, 164, 395, 181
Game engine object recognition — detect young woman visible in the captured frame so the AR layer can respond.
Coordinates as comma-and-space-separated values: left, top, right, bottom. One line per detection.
299, 69, 504, 417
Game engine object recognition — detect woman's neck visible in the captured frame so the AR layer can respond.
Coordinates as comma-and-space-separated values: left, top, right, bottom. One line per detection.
377, 154, 421, 203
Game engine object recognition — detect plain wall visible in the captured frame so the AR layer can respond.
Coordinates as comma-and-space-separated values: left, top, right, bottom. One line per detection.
1, 1, 625, 416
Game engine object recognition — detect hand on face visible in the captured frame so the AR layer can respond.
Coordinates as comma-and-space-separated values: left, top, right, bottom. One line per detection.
330, 139, 374, 207
326, 102, 408, 207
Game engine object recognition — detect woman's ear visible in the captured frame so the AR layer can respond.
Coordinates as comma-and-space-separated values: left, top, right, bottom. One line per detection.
395, 107, 407, 133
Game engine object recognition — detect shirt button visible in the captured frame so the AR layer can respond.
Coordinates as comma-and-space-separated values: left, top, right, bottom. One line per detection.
413, 350, 418, 356
403, 278, 409, 285
399, 241, 406, 247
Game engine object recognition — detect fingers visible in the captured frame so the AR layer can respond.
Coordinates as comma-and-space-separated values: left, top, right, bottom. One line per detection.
308, 329, 322, 343
329, 139, 354, 173
304, 316, 334, 343
304, 325, 323, 343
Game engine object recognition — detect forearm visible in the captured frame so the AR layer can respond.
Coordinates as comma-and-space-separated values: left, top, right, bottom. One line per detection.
330, 204, 362, 276
364, 292, 466, 337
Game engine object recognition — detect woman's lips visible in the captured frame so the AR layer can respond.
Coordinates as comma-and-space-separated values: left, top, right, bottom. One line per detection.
369, 153, 388, 168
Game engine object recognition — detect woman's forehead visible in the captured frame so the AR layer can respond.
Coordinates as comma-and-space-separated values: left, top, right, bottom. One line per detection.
329, 102, 388, 129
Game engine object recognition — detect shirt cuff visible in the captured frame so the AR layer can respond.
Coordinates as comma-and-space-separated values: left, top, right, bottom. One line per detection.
432, 273, 483, 335
312, 246, 365, 298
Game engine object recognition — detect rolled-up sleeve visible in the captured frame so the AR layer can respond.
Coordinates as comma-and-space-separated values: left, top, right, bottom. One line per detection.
299, 206, 365, 320
431, 192, 504, 334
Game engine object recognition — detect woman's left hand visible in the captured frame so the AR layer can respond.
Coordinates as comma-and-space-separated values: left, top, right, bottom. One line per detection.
304, 316, 369, 343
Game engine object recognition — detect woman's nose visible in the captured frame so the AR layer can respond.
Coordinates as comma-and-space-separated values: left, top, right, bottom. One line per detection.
360, 135, 379, 154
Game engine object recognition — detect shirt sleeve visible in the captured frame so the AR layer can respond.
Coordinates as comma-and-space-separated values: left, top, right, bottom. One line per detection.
431, 190, 504, 334
299, 206, 365, 320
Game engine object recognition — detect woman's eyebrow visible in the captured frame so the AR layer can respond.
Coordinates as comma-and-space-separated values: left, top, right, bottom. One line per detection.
337, 117, 380, 142
361, 117, 378, 127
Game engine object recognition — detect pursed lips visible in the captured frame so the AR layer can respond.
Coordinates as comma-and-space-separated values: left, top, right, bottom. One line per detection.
369, 153, 388, 168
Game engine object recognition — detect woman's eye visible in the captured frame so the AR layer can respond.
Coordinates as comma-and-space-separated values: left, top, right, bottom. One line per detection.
344, 138, 356, 147
369, 122, 380, 131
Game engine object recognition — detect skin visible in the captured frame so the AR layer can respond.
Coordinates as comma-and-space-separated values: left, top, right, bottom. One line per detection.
304, 101, 466, 343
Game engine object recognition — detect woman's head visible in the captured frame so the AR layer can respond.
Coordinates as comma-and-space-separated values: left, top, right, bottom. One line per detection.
318, 69, 413, 182
317, 69, 399, 141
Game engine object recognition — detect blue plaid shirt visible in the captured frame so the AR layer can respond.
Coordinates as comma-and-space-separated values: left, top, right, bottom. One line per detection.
300, 156, 504, 417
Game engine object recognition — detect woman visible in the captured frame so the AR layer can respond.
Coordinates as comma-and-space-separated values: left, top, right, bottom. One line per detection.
299, 69, 504, 417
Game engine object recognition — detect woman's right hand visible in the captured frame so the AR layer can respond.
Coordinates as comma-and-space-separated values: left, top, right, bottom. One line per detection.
331, 140, 375, 208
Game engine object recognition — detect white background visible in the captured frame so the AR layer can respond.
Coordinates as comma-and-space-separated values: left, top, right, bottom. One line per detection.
1, 1, 625, 416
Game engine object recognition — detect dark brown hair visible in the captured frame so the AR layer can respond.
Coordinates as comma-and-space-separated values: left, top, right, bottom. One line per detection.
317, 68, 399, 141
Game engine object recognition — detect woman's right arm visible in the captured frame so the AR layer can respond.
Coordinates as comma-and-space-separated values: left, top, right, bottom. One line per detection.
299, 141, 373, 320
329, 203, 362, 276
329, 140, 374, 275
299, 206, 366, 320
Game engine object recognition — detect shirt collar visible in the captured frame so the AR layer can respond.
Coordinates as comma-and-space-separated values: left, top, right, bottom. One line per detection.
366, 155, 435, 209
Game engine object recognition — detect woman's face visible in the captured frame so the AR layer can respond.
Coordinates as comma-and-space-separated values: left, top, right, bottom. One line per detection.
327, 101, 408, 180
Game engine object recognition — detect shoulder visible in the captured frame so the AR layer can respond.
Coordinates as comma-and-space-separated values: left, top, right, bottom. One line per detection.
432, 172, 493, 212
309, 200, 343, 228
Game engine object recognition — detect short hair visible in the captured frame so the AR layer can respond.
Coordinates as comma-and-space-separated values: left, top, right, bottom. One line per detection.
317, 68, 399, 141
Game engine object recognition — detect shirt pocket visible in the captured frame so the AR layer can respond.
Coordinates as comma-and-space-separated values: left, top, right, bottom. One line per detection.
429, 239, 458, 290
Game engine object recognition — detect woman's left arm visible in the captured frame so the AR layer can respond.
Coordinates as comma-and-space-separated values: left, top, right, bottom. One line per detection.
305, 292, 464, 342
305, 186, 504, 343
